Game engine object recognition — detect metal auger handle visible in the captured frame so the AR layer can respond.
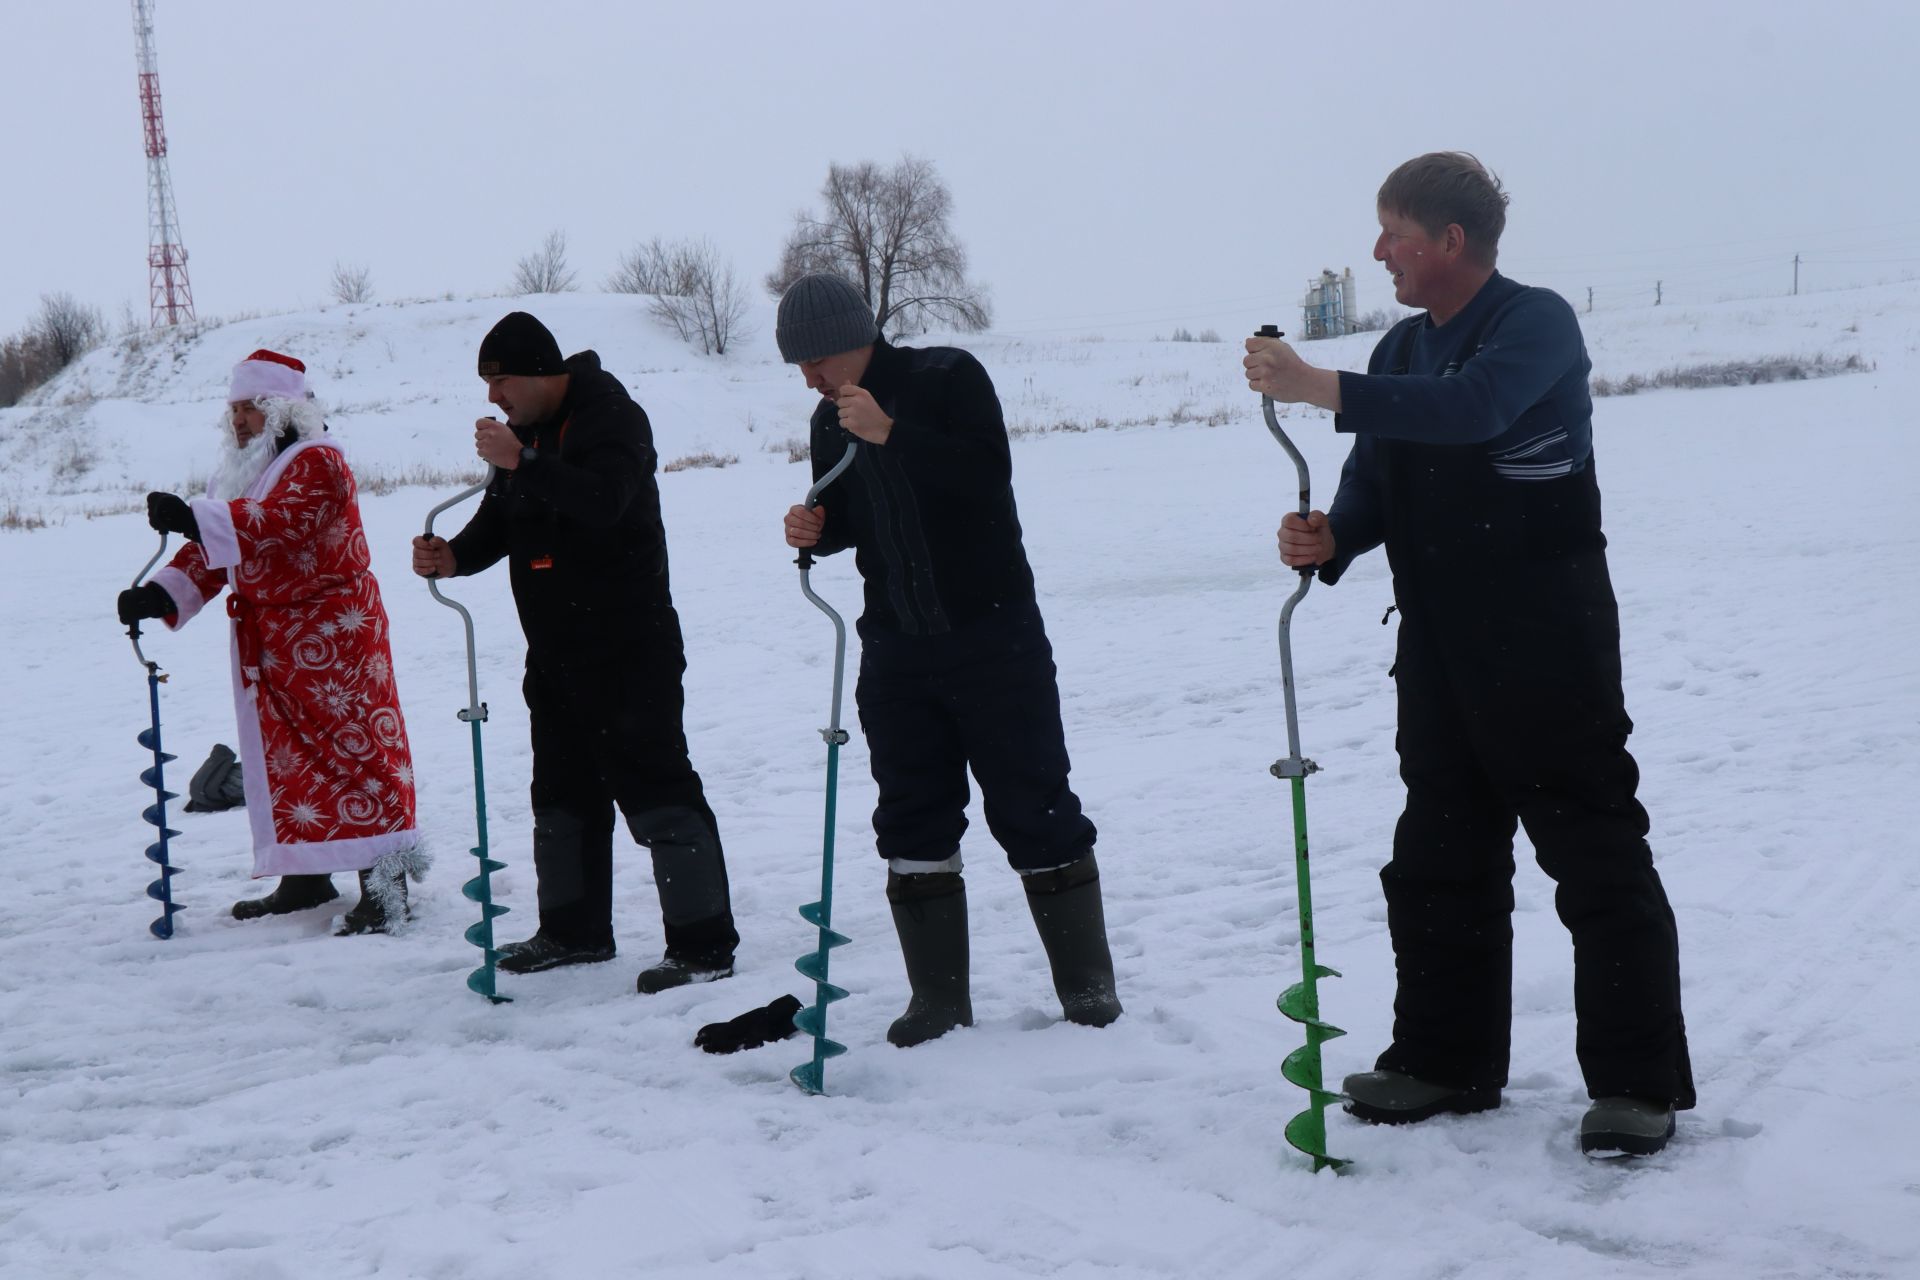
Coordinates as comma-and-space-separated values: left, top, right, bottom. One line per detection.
1255, 323, 1347, 1172
127, 531, 171, 670
792, 438, 859, 1095
423, 467, 495, 722
424, 467, 511, 1004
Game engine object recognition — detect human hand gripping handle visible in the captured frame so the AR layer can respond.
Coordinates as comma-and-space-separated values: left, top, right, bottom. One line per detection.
1253, 325, 1319, 580
412, 535, 457, 579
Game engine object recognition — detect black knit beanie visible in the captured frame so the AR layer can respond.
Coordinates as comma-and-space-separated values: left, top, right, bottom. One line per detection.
478, 311, 565, 377
775, 274, 880, 363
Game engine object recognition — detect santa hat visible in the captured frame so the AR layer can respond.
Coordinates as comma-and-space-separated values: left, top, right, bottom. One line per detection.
228, 349, 308, 403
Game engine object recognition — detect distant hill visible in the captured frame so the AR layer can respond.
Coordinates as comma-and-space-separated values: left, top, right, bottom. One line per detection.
0, 282, 1900, 527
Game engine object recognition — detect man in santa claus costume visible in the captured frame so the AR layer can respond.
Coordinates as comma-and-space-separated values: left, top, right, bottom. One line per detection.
116, 349, 424, 935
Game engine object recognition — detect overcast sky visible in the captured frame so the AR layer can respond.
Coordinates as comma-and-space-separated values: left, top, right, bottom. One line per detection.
4, 0, 1915, 342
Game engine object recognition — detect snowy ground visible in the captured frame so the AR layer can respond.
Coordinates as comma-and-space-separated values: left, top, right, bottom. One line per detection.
1, 287, 1916, 1278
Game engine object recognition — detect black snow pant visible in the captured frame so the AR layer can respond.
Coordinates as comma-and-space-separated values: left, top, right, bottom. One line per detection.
524, 650, 737, 958
855, 609, 1096, 871
1374, 559, 1694, 1110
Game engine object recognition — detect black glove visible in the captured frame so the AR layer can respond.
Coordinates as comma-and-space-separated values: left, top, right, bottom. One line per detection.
694, 994, 803, 1055
117, 582, 176, 625
146, 492, 200, 541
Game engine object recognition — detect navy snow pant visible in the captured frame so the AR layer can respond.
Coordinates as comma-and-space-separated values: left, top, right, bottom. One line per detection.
524, 654, 736, 957
1375, 563, 1695, 1110
855, 611, 1096, 872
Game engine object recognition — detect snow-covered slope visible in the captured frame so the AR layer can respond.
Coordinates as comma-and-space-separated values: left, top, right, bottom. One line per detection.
1, 284, 1915, 1278
1, 281, 1907, 525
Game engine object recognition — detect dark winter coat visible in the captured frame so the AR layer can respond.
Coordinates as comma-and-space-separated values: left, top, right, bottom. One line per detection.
447, 351, 680, 673
1321, 272, 1601, 586
805, 338, 1039, 638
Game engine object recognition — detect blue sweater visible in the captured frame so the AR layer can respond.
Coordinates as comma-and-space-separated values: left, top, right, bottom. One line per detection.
1322, 273, 1594, 583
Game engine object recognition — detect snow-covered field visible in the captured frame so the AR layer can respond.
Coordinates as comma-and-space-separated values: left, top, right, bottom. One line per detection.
1, 285, 1916, 1278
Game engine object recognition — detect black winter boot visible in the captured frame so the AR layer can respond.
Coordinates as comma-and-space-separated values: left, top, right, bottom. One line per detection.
632, 806, 739, 995
335, 864, 408, 937
232, 874, 338, 920
1022, 855, 1123, 1027
886, 871, 973, 1047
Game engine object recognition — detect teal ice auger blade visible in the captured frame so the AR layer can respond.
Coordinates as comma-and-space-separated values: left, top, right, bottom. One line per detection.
1257, 324, 1348, 1171
426, 469, 511, 1004
791, 441, 858, 1095
129, 531, 185, 940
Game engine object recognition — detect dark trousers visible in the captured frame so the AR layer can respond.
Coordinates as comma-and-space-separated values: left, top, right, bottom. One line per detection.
856, 611, 1096, 871
1376, 581, 1694, 1109
525, 657, 736, 955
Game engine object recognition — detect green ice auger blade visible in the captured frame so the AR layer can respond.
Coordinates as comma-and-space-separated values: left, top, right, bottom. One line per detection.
1258, 367, 1349, 1171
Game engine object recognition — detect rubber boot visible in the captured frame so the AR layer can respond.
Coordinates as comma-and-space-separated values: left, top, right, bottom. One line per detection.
1022, 854, 1123, 1027
232, 873, 338, 920
886, 870, 973, 1047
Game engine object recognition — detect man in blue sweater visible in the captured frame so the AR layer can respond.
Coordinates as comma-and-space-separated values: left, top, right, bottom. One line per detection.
1243, 152, 1693, 1156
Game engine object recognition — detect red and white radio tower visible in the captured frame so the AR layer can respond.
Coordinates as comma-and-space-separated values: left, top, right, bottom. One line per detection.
132, 0, 194, 326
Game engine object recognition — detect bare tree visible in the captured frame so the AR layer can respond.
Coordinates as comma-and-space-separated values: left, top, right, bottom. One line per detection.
766, 155, 990, 336
511, 229, 578, 295
605, 238, 674, 295
0, 333, 53, 408
329, 261, 375, 304
33, 293, 105, 370
627, 238, 753, 356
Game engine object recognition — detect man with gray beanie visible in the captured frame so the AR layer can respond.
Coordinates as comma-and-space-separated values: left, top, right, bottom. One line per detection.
412, 310, 739, 993
777, 273, 1121, 1046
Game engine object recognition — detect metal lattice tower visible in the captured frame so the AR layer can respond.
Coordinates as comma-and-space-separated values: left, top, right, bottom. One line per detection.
132, 0, 194, 326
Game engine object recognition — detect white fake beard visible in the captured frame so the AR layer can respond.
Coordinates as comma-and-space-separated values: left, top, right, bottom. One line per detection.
208, 420, 281, 501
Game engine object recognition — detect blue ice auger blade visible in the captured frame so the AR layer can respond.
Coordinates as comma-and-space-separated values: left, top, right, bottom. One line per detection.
790, 442, 859, 1095
138, 758, 176, 789
426, 470, 509, 1004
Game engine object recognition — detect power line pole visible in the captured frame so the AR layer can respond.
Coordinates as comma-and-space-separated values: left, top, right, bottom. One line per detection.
1655, 280, 1662, 307
132, 0, 194, 327
1793, 253, 1800, 297
1587, 286, 1593, 314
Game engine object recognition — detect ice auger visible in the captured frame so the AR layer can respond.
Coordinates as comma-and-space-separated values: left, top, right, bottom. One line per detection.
1255, 324, 1348, 1172
127, 532, 185, 939
790, 440, 860, 1096
424, 468, 510, 1004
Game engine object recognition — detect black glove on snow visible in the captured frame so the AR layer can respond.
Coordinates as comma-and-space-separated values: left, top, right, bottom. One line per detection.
117, 582, 176, 625
694, 994, 803, 1055
146, 491, 200, 541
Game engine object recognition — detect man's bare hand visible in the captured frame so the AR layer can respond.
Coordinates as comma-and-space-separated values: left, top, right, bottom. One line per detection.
1278, 510, 1336, 567
475, 417, 520, 469
1244, 337, 1342, 411
785, 503, 826, 549
834, 385, 893, 444
412, 535, 456, 579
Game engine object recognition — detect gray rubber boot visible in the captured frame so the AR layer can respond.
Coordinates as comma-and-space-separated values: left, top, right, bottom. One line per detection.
886, 871, 973, 1047
1580, 1096, 1676, 1156
1342, 1069, 1502, 1125
1021, 855, 1123, 1027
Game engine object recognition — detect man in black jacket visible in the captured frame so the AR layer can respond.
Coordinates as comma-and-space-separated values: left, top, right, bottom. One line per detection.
778, 273, 1121, 1046
1244, 153, 1692, 1156
412, 311, 737, 993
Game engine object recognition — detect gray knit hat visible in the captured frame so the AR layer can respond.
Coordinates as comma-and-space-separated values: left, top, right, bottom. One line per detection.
775, 273, 879, 363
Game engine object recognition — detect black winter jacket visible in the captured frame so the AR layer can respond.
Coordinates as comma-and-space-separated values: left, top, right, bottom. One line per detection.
447, 351, 678, 669
806, 338, 1038, 638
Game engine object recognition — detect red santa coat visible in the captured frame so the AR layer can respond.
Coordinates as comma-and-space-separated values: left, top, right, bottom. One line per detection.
151, 439, 418, 877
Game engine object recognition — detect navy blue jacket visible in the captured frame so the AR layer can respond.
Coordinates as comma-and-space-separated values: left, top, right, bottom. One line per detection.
1321, 273, 1596, 585
806, 338, 1038, 637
